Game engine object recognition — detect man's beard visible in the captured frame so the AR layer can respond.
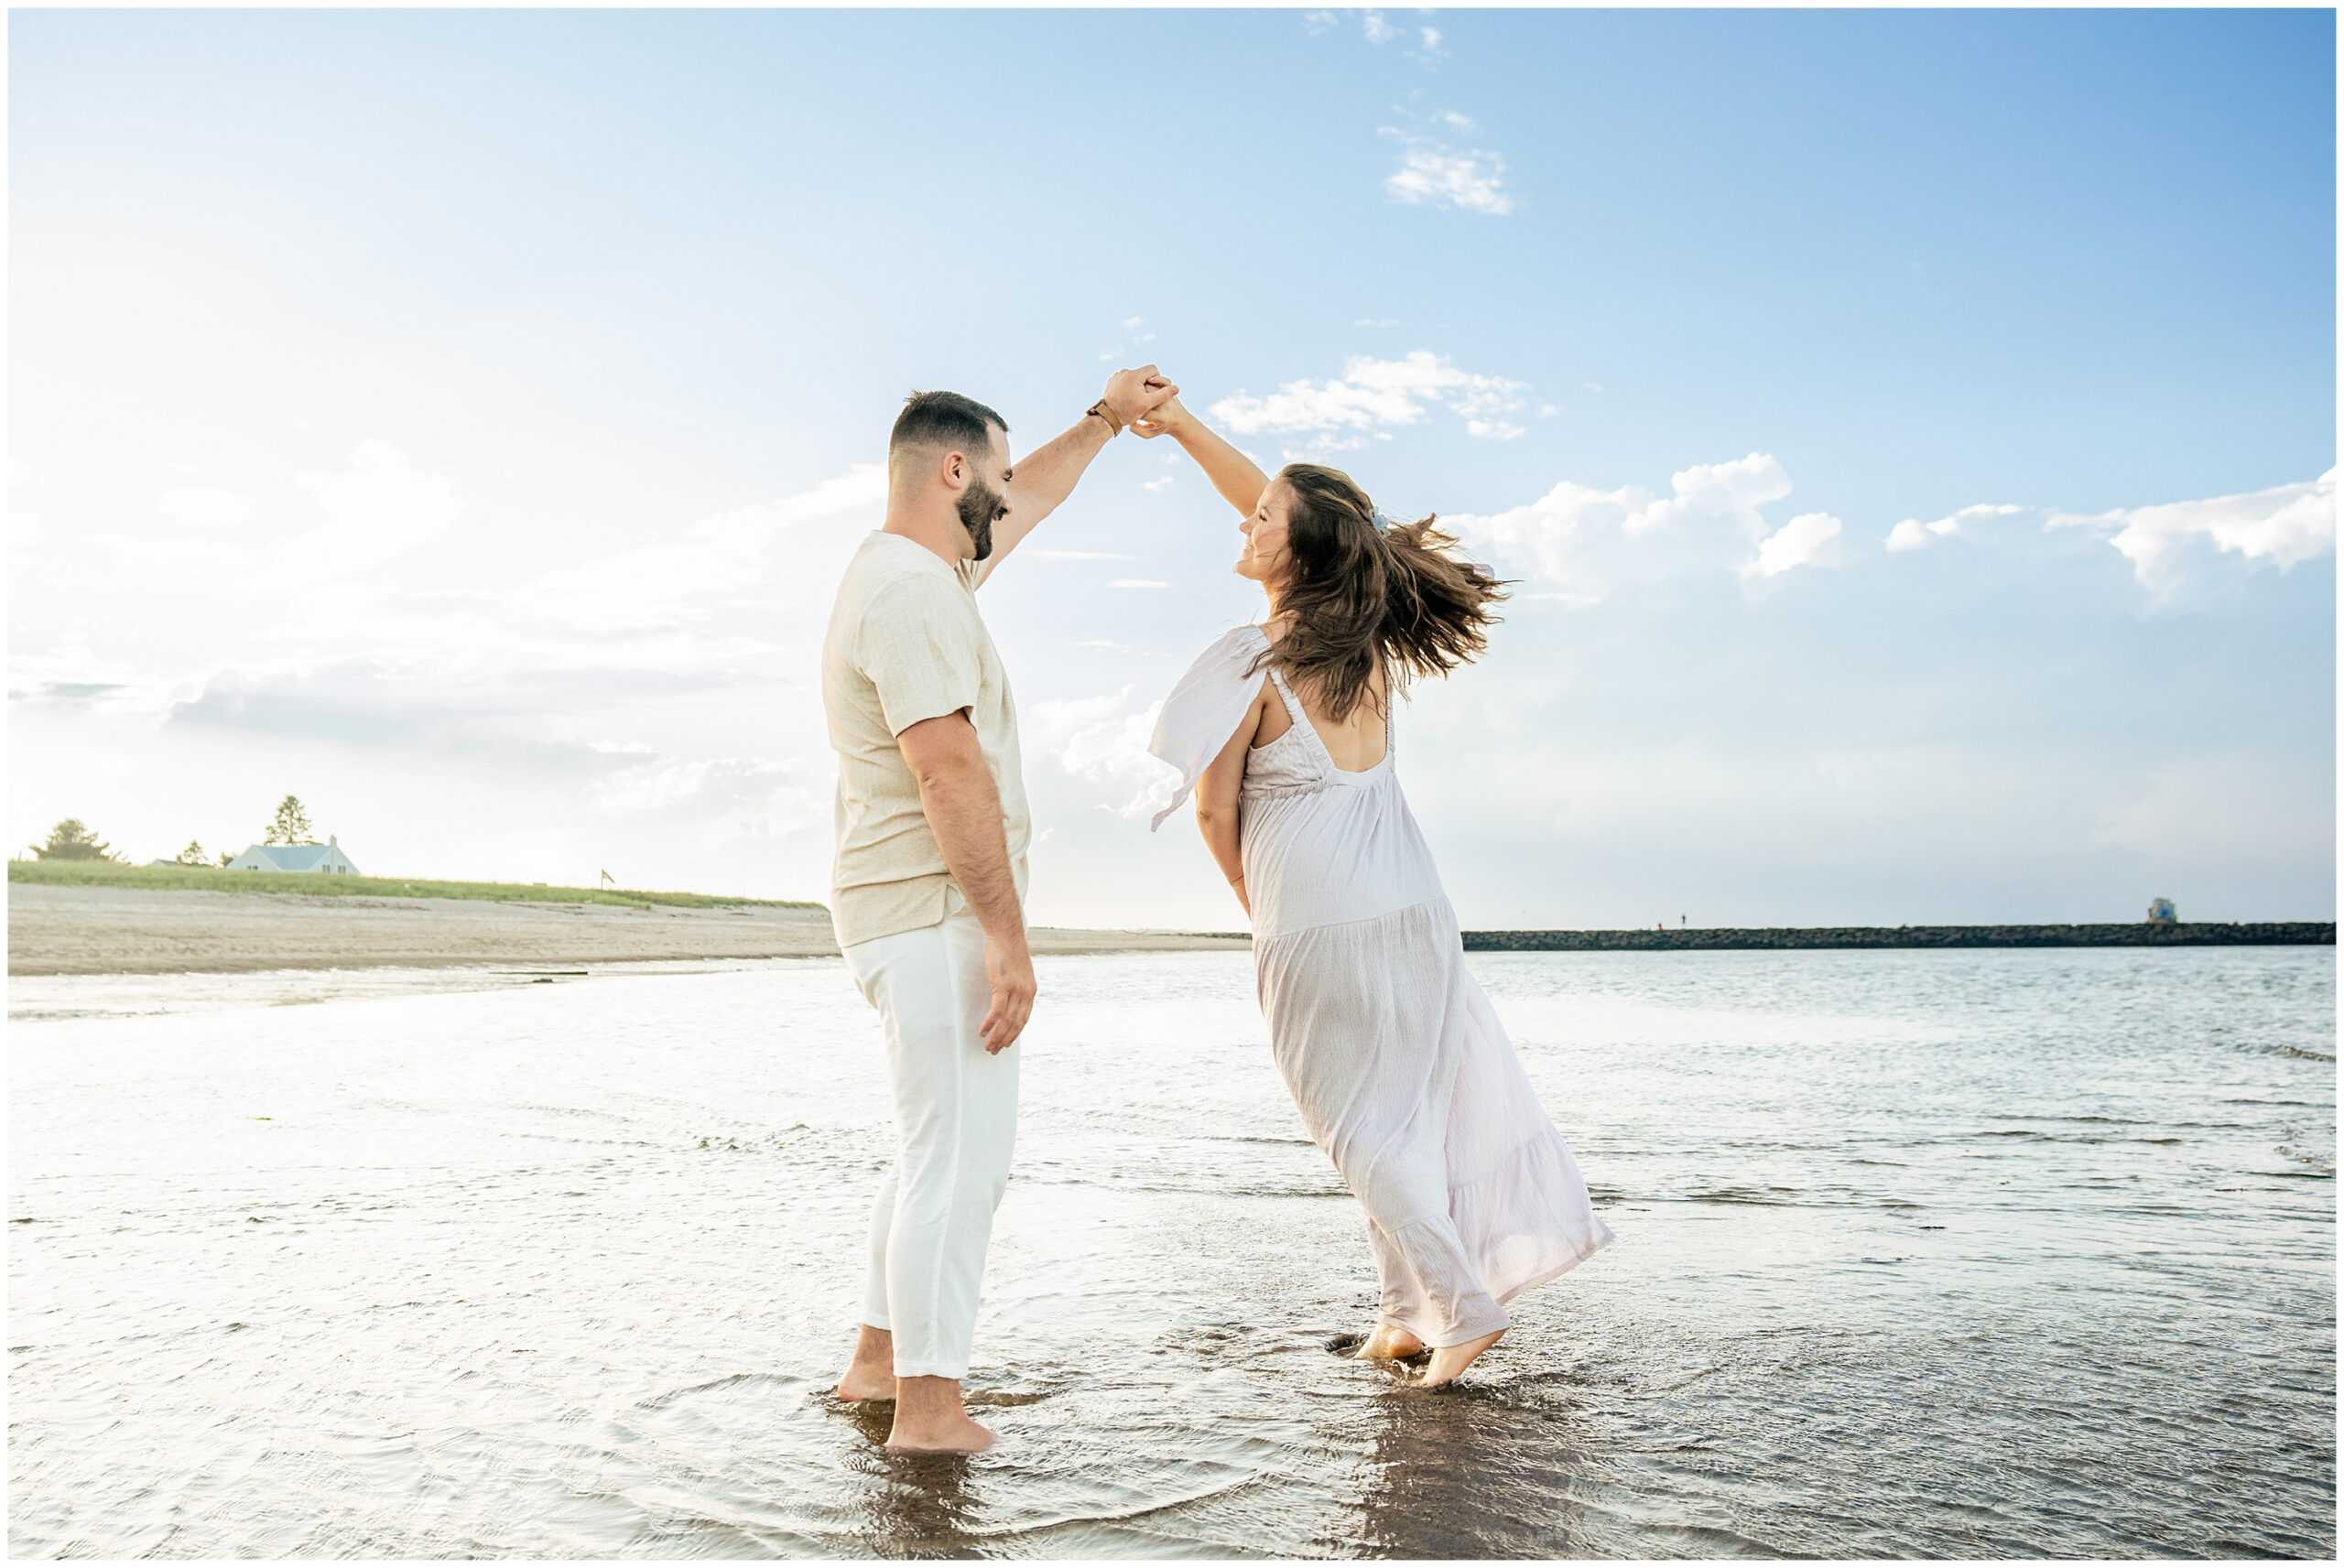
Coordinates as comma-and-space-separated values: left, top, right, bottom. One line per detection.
958, 480, 1004, 561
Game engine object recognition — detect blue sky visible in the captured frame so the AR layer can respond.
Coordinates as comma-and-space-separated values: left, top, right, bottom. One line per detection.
8, 5, 2335, 927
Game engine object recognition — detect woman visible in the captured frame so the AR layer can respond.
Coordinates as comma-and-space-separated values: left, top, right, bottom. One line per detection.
1137, 393, 1614, 1388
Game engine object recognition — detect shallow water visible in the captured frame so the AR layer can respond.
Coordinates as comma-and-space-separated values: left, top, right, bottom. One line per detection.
8, 945, 2335, 1558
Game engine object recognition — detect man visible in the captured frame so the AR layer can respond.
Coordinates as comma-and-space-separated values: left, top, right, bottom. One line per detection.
820, 366, 1175, 1453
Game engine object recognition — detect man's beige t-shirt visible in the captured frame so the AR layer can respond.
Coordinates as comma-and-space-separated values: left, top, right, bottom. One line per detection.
821, 531, 1030, 949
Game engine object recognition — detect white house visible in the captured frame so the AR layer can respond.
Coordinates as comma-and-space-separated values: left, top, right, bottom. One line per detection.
227, 835, 361, 876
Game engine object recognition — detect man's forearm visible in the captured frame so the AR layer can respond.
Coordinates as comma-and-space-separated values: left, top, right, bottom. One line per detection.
976, 415, 1112, 584
916, 757, 1026, 942
1010, 415, 1113, 521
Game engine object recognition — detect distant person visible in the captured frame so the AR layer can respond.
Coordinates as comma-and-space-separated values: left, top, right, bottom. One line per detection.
821, 368, 1177, 1452
1139, 387, 1613, 1388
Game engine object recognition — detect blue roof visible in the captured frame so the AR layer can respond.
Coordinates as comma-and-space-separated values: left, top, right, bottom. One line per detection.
245, 843, 337, 870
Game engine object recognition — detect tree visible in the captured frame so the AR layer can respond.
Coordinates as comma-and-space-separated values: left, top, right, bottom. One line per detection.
265, 795, 316, 847
27, 818, 123, 862
173, 840, 212, 867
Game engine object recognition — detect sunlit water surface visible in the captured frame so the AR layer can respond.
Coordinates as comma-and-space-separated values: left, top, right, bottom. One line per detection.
8, 946, 2335, 1558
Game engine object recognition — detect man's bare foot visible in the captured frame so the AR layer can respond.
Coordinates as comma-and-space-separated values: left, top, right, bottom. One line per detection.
835, 1367, 894, 1402
834, 1324, 895, 1402
884, 1412, 997, 1454
884, 1373, 993, 1453
1354, 1323, 1427, 1361
1417, 1326, 1506, 1388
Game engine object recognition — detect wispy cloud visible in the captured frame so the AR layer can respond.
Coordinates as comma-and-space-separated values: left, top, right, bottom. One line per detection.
526, 463, 882, 624
1464, 419, 1525, 442
1380, 127, 1513, 215
1208, 351, 1530, 452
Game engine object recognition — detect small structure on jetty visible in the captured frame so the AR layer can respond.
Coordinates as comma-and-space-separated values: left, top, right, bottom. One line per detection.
2146, 896, 2177, 925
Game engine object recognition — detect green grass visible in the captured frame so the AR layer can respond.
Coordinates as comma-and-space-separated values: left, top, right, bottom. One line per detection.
7, 857, 824, 913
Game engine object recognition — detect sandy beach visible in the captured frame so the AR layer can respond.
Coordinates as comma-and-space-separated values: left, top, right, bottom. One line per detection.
5, 883, 1246, 976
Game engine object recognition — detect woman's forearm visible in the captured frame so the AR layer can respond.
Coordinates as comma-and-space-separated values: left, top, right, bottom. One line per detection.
1174, 418, 1272, 518
1193, 800, 1249, 915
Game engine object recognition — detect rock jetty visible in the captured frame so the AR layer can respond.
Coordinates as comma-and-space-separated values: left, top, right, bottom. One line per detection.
1460, 922, 2334, 952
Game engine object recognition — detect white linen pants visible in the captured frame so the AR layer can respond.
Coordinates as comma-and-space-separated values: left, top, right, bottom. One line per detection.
843, 904, 1019, 1381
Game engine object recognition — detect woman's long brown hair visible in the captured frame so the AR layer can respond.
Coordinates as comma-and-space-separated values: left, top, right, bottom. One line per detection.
1253, 462, 1511, 722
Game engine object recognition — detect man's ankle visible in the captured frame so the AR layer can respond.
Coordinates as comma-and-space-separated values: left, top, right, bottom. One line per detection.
892, 1373, 965, 1422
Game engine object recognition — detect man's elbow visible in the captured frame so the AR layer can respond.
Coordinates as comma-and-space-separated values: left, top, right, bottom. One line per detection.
910, 749, 984, 793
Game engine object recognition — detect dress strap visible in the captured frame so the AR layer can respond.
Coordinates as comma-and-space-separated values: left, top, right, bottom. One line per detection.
1264, 665, 1335, 777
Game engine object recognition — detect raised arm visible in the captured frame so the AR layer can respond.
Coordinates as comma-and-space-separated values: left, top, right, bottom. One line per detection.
974, 364, 1177, 586
1132, 394, 1272, 518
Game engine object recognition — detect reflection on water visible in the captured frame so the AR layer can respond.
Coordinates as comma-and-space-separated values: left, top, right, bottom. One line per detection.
8, 946, 2335, 1557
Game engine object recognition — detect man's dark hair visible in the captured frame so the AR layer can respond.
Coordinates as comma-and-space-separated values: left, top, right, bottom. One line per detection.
890, 390, 1007, 465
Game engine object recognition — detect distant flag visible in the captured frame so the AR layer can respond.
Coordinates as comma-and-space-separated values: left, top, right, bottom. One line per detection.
600, 869, 616, 889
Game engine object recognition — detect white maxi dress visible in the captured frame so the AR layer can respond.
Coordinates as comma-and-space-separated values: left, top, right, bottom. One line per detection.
1148, 624, 1615, 1348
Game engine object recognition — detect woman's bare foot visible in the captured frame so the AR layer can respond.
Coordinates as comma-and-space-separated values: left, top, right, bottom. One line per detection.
1417, 1326, 1506, 1388
1354, 1323, 1427, 1361
884, 1412, 997, 1454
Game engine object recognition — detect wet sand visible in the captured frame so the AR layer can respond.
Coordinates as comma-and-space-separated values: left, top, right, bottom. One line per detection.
5, 883, 1246, 977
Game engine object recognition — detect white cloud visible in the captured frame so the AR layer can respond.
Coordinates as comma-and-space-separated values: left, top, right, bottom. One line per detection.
1302, 9, 1340, 35
588, 754, 819, 839
1884, 502, 2026, 552
158, 487, 254, 527
1208, 351, 1529, 444
1448, 451, 1809, 602
1353, 317, 1400, 328
1363, 9, 1398, 44
1141, 476, 1175, 494
1419, 27, 1447, 59
1121, 315, 1145, 331
2045, 468, 2335, 600
1743, 511, 1845, 579
509, 463, 885, 633
1026, 687, 1174, 817
1030, 547, 1134, 561
289, 439, 461, 576
1465, 420, 1525, 441
1381, 131, 1513, 215
1109, 578, 1169, 589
